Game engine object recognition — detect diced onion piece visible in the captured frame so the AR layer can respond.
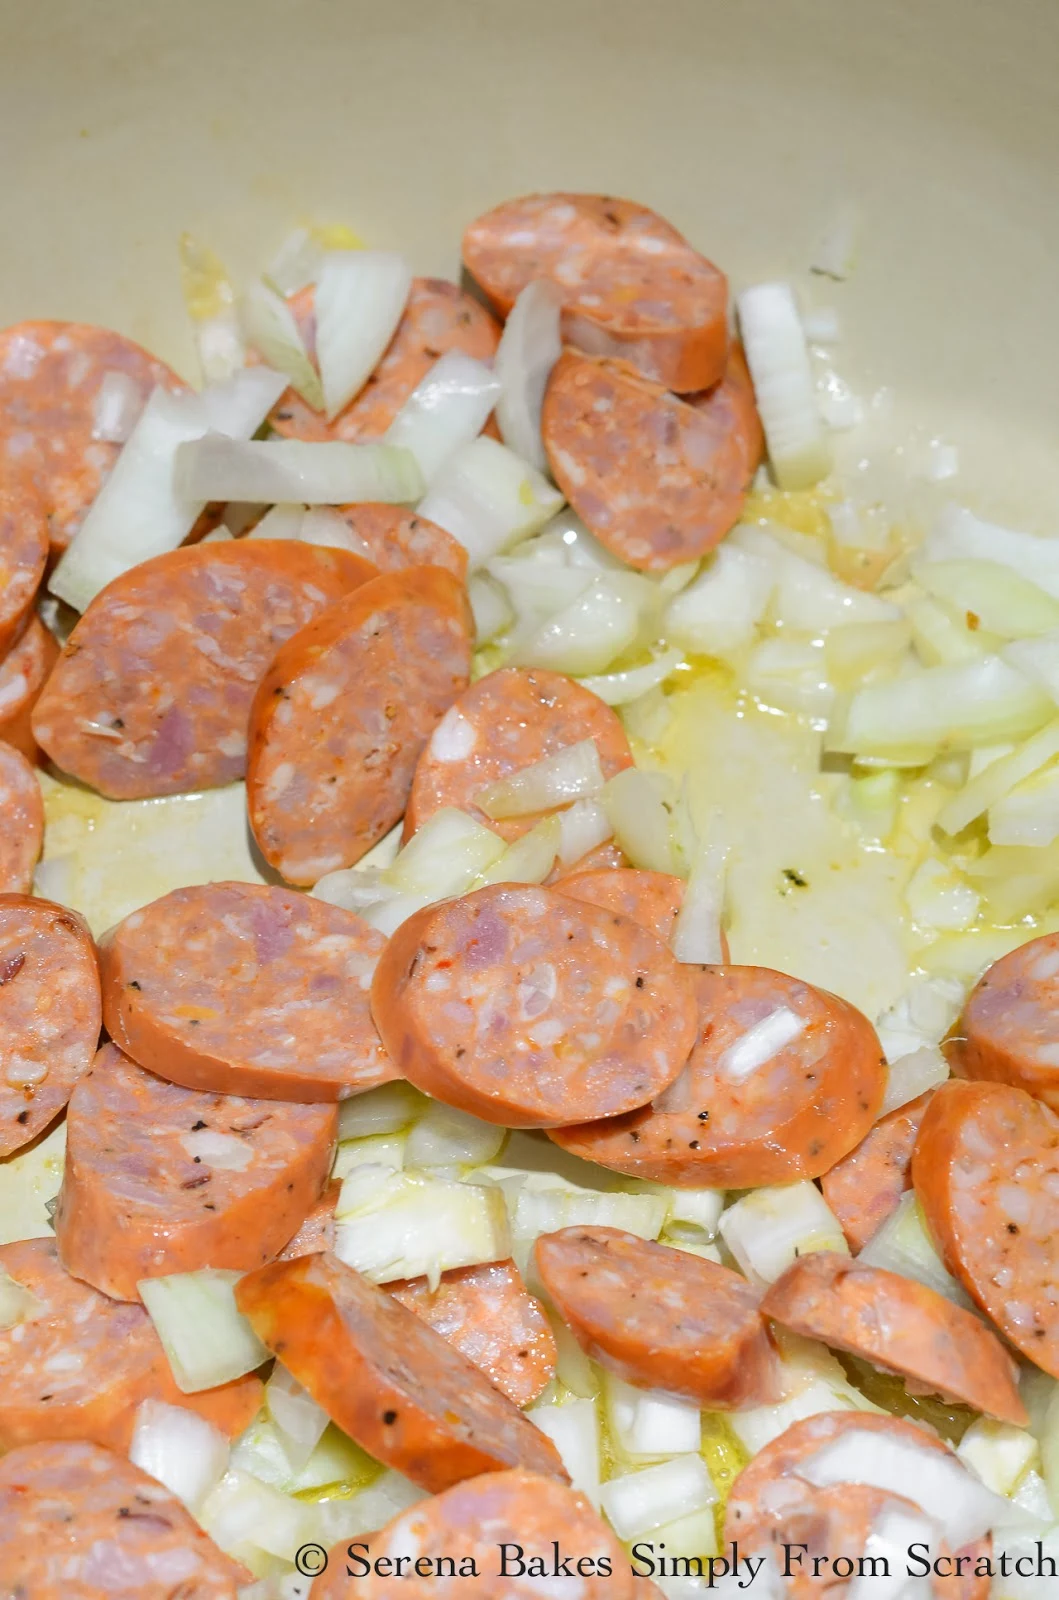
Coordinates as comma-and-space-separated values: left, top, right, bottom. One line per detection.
91, 370, 144, 443
477, 815, 561, 886
129, 1399, 229, 1513
359, 891, 430, 936
557, 798, 614, 867
1039, 1384, 1059, 1520
601, 768, 678, 875
138, 1269, 269, 1393
660, 1188, 725, 1238
730, 1378, 864, 1458
848, 1508, 939, 1600
879, 1046, 949, 1117
331, 1132, 406, 1181
621, 687, 674, 747
468, 572, 514, 645
265, 228, 326, 297
600, 1454, 716, 1541
718, 1182, 849, 1287
477, 739, 605, 820
859, 1191, 974, 1307
384, 807, 507, 897
404, 1102, 506, 1170
199, 1467, 315, 1565
989, 760, 1059, 847
718, 1006, 806, 1083
178, 234, 245, 384
418, 436, 564, 569
385, 351, 500, 484
266, 1363, 329, 1474
937, 718, 1059, 836
0, 1268, 40, 1330
908, 594, 998, 667
837, 767, 901, 845
737, 282, 832, 490
905, 858, 979, 932
578, 649, 684, 707
334, 1172, 510, 1289
913, 559, 1059, 640
316, 1469, 426, 1544
664, 543, 773, 658
874, 976, 966, 1065
736, 525, 899, 630
515, 573, 650, 677
311, 866, 400, 917
811, 205, 858, 280
824, 620, 912, 689
924, 507, 1059, 601
511, 1175, 667, 1244
1004, 632, 1059, 705
956, 1418, 1039, 1498
528, 1398, 600, 1505
629, 1389, 703, 1457
314, 250, 412, 419
494, 279, 563, 472
242, 279, 324, 410
546, 1308, 597, 1400
246, 502, 305, 541
174, 435, 423, 506
670, 840, 728, 966
747, 637, 835, 720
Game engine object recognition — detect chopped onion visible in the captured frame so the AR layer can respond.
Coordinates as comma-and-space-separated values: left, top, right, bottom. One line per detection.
246, 502, 305, 541
385, 351, 500, 483
174, 435, 423, 506
629, 1389, 703, 1457
718, 1007, 806, 1082
879, 1046, 949, 1117
924, 507, 1059, 600
908, 594, 998, 667
316, 1469, 426, 1544
874, 976, 965, 1065
92, 369, 144, 443
468, 572, 514, 644
602, 768, 678, 875
837, 767, 901, 844
477, 815, 561, 886
905, 857, 979, 932
664, 542, 773, 658
859, 1191, 974, 1307
556, 797, 614, 867
0, 1267, 40, 1330
494, 279, 563, 472
477, 739, 605, 820
311, 865, 400, 917
242, 279, 324, 409
178, 234, 245, 385
331, 1131, 406, 1179
129, 1399, 229, 1513
578, 649, 684, 707
989, 760, 1059, 847
511, 1175, 667, 1244
266, 1363, 329, 1473
847, 1508, 938, 1600
600, 1454, 716, 1541
1004, 632, 1059, 704
199, 1467, 316, 1566
385, 807, 506, 896
622, 686, 675, 747
913, 558, 1059, 639
314, 250, 412, 418
265, 227, 326, 297
824, 619, 911, 688
937, 718, 1059, 835
404, 1102, 506, 1170
546, 1308, 597, 1400
718, 1182, 849, 1287
418, 436, 564, 568
1039, 1384, 1059, 1520
730, 1378, 864, 1457
735, 525, 899, 630
138, 1269, 269, 1392
528, 1398, 600, 1505
358, 891, 430, 936
746, 637, 835, 720
670, 841, 728, 965
515, 572, 653, 677
334, 1172, 510, 1289
956, 1418, 1039, 1498
737, 282, 832, 490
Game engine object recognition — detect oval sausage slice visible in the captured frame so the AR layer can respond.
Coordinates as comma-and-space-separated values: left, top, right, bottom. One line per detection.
54, 1043, 337, 1301
248, 565, 473, 885
371, 883, 699, 1128
404, 665, 633, 844
331, 504, 468, 580
557, 867, 685, 944
0, 477, 47, 658
912, 1078, 1059, 1376
268, 276, 501, 443
955, 931, 1059, 1109
278, 1178, 340, 1261
390, 1259, 557, 1407
542, 352, 749, 572
32, 541, 376, 801
687, 338, 765, 486
0, 1238, 261, 1452
463, 193, 729, 393
550, 965, 887, 1186
0, 614, 60, 762
100, 882, 397, 1102
0, 1439, 247, 1597
762, 1251, 1025, 1424
234, 1251, 566, 1493
821, 1091, 934, 1253
313, 1468, 635, 1600
535, 1225, 781, 1409
0, 894, 100, 1158
0, 742, 43, 894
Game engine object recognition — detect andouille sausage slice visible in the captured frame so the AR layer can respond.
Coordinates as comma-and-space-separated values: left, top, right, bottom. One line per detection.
913, 1078, 1059, 1376
312, 1469, 636, 1600
536, 1226, 780, 1409
725, 1411, 990, 1600
278, 1178, 341, 1261
550, 965, 886, 1186
0, 895, 100, 1158
954, 931, 1059, 1110
0, 476, 48, 657
821, 1091, 934, 1253
552, 840, 628, 877
762, 1251, 1026, 1424
54, 1044, 337, 1301
0, 742, 43, 894
0, 1439, 247, 1598
100, 882, 397, 1101
248, 565, 472, 885
403, 665, 633, 844
332, 504, 468, 580
543, 352, 749, 572
0, 614, 60, 762
0, 1239, 262, 1452
463, 193, 729, 393
268, 276, 501, 443
559, 865, 731, 961
687, 339, 765, 486
32, 541, 376, 801
235, 1251, 566, 1493
389, 1259, 557, 1407
371, 883, 699, 1128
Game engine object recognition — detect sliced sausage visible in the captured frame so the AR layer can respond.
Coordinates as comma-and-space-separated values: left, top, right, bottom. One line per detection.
0, 1439, 247, 1597
371, 883, 699, 1128
54, 1043, 337, 1301
0, 742, 43, 894
278, 1178, 340, 1260
331, 504, 468, 580
234, 1251, 566, 1492
312, 1468, 635, 1600
100, 882, 397, 1101
0, 321, 186, 556
954, 931, 1059, 1109
267, 276, 501, 443
0, 894, 101, 1159
463, 193, 729, 392
31, 541, 376, 801
558, 865, 731, 961
552, 840, 628, 877
821, 1091, 934, 1253
687, 338, 765, 485
912, 1078, 1059, 1377
0, 614, 60, 762
550, 964, 887, 1185
725, 1411, 990, 1600
0, 476, 48, 657
535, 1225, 781, 1409
0, 1238, 261, 1452
404, 665, 633, 844
389, 1259, 556, 1407
248, 565, 473, 885
762, 1251, 1026, 1423
543, 352, 749, 572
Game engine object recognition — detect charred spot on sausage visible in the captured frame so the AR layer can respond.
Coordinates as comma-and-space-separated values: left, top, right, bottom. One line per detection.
0, 952, 25, 985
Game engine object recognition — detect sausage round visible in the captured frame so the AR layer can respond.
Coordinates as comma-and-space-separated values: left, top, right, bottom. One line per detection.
390, 1259, 557, 1407
404, 665, 633, 844
331, 504, 468, 580
0, 321, 187, 556
248, 565, 473, 885
558, 865, 731, 961
234, 1251, 566, 1493
32, 540, 376, 801
912, 1078, 1059, 1376
100, 881, 397, 1101
0, 1438, 248, 1598
278, 1178, 341, 1260
268, 276, 501, 443
542, 352, 749, 572
0, 742, 43, 894
552, 840, 628, 877
0, 614, 60, 762
54, 1043, 337, 1301
0, 894, 101, 1158
550, 965, 887, 1186
463, 193, 729, 393
0, 1238, 261, 1452
370, 883, 699, 1128
954, 931, 1059, 1109
0, 476, 48, 658
762, 1250, 1026, 1423
535, 1225, 781, 1409
687, 338, 765, 485
821, 1091, 934, 1253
